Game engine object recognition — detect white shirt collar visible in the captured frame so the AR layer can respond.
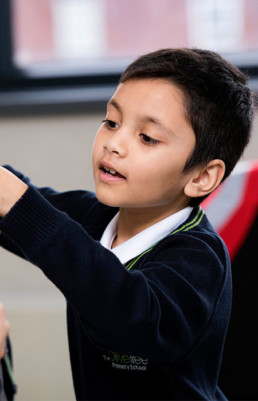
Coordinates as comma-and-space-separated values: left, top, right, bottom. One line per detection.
100, 206, 193, 264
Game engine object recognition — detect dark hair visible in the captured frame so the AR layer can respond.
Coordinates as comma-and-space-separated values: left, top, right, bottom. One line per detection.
119, 48, 254, 205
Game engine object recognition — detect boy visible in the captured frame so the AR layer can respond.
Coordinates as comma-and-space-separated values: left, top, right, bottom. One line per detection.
0, 48, 254, 400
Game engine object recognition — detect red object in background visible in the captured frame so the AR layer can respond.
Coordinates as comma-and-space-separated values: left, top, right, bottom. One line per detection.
202, 159, 258, 261
207, 160, 258, 399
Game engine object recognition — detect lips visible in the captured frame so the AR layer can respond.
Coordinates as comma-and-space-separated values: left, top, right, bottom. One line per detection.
99, 161, 126, 180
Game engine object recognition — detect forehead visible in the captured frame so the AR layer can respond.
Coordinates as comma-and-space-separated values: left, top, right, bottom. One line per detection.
110, 78, 185, 108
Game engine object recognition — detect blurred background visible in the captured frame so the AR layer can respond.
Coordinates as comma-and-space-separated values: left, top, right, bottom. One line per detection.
0, 0, 258, 400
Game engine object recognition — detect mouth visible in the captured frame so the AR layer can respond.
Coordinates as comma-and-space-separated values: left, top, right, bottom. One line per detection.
99, 162, 126, 180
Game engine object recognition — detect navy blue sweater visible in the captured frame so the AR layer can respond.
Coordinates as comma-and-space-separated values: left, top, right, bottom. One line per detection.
0, 167, 231, 400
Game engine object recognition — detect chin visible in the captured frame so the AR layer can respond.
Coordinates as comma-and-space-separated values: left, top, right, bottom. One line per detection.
95, 191, 119, 208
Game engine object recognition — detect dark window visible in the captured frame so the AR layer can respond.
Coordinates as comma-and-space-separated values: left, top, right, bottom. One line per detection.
1, 0, 258, 115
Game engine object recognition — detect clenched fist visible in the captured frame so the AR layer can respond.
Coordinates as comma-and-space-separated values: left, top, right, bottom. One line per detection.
0, 167, 28, 217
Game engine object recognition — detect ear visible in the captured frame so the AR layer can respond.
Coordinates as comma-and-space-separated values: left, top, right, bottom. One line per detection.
184, 159, 225, 199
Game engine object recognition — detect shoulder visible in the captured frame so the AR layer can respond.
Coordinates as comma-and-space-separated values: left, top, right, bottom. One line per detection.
138, 207, 231, 295
155, 206, 229, 264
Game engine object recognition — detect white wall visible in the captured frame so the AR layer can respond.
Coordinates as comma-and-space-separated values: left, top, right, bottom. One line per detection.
0, 109, 257, 401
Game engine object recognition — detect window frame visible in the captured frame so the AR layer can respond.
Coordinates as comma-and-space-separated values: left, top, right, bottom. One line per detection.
0, 0, 257, 116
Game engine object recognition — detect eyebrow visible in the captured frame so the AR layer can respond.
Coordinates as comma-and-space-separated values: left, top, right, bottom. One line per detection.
108, 98, 171, 134
108, 99, 121, 112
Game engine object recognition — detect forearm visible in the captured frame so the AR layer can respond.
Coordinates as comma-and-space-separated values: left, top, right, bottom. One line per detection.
0, 167, 28, 217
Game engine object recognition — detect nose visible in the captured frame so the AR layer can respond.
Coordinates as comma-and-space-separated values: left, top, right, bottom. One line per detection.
104, 130, 127, 157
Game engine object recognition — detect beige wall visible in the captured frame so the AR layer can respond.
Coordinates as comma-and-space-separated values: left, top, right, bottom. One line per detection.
0, 110, 258, 401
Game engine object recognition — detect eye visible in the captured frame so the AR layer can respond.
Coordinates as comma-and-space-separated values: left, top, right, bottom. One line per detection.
102, 119, 119, 129
140, 133, 160, 146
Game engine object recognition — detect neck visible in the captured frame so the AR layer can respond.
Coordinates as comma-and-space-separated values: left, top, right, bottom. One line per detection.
112, 204, 186, 248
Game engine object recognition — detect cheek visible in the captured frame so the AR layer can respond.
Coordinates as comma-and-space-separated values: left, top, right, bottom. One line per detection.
130, 161, 172, 192
133, 158, 175, 183
92, 133, 103, 164
131, 158, 185, 197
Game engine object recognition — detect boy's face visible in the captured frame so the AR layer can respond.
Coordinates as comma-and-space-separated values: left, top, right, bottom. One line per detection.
92, 78, 197, 217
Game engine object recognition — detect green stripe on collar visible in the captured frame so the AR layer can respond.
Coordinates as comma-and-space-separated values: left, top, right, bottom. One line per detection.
125, 207, 204, 271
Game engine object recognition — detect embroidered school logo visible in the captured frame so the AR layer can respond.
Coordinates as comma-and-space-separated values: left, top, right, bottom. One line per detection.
102, 350, 149, 371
